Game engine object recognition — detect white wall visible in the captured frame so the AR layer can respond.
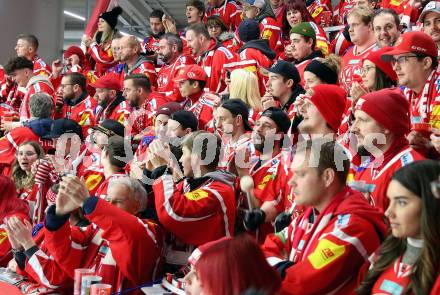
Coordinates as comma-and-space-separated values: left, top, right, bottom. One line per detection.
0, 0, 64, 66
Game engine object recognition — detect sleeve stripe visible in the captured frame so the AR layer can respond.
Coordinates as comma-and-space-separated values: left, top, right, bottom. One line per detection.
162, 175, 213, 222
325, 227, 369, 261
204, 187, 231, 237
28, 250, 59, 289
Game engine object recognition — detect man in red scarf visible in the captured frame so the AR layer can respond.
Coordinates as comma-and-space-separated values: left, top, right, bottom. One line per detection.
263, 140, 387, 294
350, 88, 425, 212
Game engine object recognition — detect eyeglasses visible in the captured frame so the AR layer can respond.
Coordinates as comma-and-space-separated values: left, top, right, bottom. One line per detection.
390, 55, 419, 66
359, 66, 375, 75
17, 151, 37, 157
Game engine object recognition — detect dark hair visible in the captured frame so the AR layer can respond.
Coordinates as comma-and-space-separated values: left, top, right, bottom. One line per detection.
182, 131, 222, 170
416, 54, 439, 71
282, 0, 313, 38
160, 33, 184, 53
4, 56, 34, 74
186, 0, 206, 15
64, 72, 87, 92
372, 67, 396, 91
302, 35, 316, 52
17, 34, 39, 50
296, 140, 350, 185
187, 23, 210, 39
149, 9, 164, 20
188, 79, 206, 91
12, 141, 45, 190
372, 8, 401, 27
357, 160, 440, 295
206, 15, 228, 33
124, 73, 151, 92
104, 136, 132, 168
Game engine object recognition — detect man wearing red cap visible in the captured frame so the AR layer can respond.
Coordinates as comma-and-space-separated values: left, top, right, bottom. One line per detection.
185, 23, 236, 93
50, 46, 90, 90
350, 88, 425, 211
340, 7, 377, 93
175, 64, 215, 130
156, 33, 195, 102
91, 73, 130, 125
382, 31, 440, 157
56, 72, 97, 138
119, 35, 157, 90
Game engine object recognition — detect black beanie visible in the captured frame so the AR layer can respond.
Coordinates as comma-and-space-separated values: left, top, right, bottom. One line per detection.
304, 60, 338, 85
238, 19, 260, 42
99, 6, 123, 29
260, 107, 291, 134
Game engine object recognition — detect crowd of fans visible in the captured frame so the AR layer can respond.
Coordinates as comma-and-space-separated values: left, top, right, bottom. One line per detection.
0, 0, 440, 294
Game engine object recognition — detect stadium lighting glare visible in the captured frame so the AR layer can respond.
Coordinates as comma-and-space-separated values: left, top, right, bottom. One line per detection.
64, 10, 86, 21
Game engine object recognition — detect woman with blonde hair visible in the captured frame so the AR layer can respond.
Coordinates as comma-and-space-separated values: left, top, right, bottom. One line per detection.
82, 6, 123, 76
229, 69, 263, 127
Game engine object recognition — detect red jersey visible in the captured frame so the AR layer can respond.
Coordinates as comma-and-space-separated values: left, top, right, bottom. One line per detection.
61, 94, 97, 138
32, 55, 52, 77
307, 0, 333, 27
152, 171, 236, 247
156, 54, 195, 102
333, 0, 355, 26
95, 99, 131, 126
88, 41, 116, 77
350, 140, 425, 212
142, 34, 162, 56
237, 44, 275, 96
259, 17, 282, 50
44, 198, 163, 294
205, 0, 242, 31
263, 187, 387, 295
196, 39, 237, 93
340, 43, 376, 93
371, 256, 413, 295
19, 76, 55, 123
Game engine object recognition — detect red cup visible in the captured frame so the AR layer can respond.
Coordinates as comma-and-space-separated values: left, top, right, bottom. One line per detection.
90, 284, 112, 295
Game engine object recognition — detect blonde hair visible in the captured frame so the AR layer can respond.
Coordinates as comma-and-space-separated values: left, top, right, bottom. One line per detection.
94, 22, 115, 45
347, 6, 374, 25
229, 69, 263, 111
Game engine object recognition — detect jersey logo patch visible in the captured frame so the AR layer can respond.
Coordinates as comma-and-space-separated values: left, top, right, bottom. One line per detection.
308, 239, 346, 269
336, 214, 351, 229
258, 174, 272, 190
0, 231, 8, 244
185, 189, 209, 201
379, 279, 404, 295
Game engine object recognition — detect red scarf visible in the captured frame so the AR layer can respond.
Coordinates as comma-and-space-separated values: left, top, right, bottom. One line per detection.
289, 187, 351, 263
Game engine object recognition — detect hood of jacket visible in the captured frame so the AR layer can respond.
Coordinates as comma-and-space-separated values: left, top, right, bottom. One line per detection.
336, 189, 388, 241
26, 75, 54, 91
239, 39, 276, 59
256, 0, 276, 22
218, 31, 235, 42
27, 118, 54, 137
204, 170, 237, 187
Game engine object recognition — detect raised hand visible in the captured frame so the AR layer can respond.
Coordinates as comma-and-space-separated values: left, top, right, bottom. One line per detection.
6, 217, 35, 251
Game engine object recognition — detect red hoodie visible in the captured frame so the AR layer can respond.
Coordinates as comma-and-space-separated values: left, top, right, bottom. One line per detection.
263, 187, 387, 295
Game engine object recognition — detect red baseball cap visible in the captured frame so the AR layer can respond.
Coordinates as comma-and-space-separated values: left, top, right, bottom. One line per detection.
363, 47, 398, 82
381, 31, 438, 61
90, 73, 122, 90
174, 65, 207, 83
64, 46, 85, 63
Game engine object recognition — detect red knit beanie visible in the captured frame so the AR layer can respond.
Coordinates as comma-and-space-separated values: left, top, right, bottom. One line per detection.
309, 84, 347, 131
363, 47, 398, 82
355, 88, 410, 136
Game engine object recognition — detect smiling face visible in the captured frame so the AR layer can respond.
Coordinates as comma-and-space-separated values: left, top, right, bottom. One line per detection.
373, 13, 400, 48
17, 144, 39, 172
385, 180, 422, 238
423, 11, 440, 44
